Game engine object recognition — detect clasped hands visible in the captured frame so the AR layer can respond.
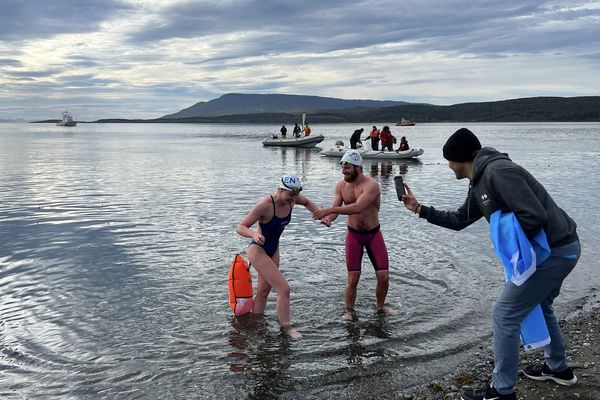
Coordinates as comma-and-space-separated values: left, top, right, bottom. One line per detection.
312, 208, 332, 227
310, 184, 420, 227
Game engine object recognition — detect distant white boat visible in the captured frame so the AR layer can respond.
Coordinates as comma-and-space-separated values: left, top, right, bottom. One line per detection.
395, 118, 415, 126
57, 111, 77, 126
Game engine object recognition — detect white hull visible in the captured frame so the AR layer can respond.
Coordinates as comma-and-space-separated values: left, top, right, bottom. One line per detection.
262, 134, 324, 148
396, 118, 415, 126
320, 144, 424, 159
57, 111, 77, 126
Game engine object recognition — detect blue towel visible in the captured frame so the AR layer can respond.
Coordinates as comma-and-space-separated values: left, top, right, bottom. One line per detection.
490, 210, 551, 350
519, 304, 551, 350
490, 211, 551, 285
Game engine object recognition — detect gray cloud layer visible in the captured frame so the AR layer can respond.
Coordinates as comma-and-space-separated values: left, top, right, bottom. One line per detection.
0, 0, 130, 40
129, 1, 600, 55
0, 0, 598, 120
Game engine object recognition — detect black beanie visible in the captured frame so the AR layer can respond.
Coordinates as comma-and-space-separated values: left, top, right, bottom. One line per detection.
443, 128, 481, 162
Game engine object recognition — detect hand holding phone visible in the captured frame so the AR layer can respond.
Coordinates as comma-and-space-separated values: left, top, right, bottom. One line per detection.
394, 175, 405, 201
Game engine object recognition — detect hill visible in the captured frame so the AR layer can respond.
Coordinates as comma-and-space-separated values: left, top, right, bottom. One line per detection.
75, 95, 600, 124
352, 96, 600, 122
160, 93, 409, 119
154, 95, 600, 123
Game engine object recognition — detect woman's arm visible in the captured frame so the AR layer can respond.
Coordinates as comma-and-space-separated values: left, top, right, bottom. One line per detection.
236, 197, 268, 244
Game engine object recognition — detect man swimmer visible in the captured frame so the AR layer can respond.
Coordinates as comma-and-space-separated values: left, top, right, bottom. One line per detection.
236, 174, 320, 339
313, 150, 398, 321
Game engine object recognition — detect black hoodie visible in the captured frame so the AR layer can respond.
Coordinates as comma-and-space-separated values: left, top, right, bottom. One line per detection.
419, 147, 578, 247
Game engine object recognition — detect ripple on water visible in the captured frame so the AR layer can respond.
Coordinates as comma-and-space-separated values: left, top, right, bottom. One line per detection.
1, 122, 598, 399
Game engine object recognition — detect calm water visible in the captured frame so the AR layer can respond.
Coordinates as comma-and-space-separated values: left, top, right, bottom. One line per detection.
0, 122, 599, 399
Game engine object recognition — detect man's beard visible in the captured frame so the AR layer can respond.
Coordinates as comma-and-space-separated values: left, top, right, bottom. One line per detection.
343, 169, 358, 182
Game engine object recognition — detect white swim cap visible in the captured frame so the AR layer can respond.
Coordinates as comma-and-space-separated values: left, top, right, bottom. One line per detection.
279, 174, 303, 193
340, 150, 362, 166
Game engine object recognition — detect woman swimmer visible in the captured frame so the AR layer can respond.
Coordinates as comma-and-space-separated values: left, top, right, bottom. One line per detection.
236, 174, 322, 339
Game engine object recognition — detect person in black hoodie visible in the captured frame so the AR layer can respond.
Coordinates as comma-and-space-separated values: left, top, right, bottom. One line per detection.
349, 128, 364, 149
400, 128, 580, 400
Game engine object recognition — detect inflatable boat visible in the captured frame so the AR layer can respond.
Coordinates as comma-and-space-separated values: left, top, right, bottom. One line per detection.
319, 141, 424, 159
262, 134, 325, 148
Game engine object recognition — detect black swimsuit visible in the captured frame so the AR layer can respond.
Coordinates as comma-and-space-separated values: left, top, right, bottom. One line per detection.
250, 195, 292, 257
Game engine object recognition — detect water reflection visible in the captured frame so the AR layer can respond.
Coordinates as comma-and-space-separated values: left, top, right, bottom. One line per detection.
398, 163, 409, 175
345, 322, 365, 365
267, 147, 322, 181
368, 161, 394, 178
364, 160, 420, 179
227, 315, 295, 400
343, 314, 392, 365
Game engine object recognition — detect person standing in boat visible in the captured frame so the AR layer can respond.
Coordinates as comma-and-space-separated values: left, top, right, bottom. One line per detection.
303, 124, 311, 136
280, 124, 287, 139
293, 123, 302, 138
236, 175, 321, 340
369, 126, 381, 151
379, 126, 394, 151
312, 150, 398, 321
349, 128, 364, 149
400, 128, 580, 400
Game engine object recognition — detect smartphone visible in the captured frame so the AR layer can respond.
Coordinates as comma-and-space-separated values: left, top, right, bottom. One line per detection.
394, 175, 405, 201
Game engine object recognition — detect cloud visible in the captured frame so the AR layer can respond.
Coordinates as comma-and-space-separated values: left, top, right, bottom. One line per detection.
0, 0, 131, 41
128, 1, 600, 56
0, 0, 599, 120
4, 68, 64, 79
0, 58, 22, 68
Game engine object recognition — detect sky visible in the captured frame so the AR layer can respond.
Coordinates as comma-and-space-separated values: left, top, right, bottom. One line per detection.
1, 0, 599, 121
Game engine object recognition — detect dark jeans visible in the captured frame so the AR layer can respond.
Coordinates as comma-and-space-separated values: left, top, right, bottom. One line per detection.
492, 240, 581, 394
370, 138, 379, 150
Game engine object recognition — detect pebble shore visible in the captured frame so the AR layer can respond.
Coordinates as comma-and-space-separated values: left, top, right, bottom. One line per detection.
395, 295, 600, 400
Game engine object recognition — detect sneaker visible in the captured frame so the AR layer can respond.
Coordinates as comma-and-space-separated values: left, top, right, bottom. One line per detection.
461, 384, 516, 400
523, 362, 577, 386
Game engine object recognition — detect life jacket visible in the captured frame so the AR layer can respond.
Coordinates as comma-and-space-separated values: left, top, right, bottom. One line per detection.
380, 130, 392, 145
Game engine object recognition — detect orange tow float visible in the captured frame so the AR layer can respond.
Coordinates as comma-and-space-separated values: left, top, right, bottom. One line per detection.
228, 254, 254, 316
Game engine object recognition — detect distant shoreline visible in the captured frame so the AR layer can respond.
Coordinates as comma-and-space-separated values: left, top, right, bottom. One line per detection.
26, 95, 600, 124
30, 119, 600, 124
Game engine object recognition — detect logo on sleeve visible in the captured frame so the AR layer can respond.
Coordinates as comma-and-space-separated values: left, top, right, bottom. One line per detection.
481, 193, 491, 206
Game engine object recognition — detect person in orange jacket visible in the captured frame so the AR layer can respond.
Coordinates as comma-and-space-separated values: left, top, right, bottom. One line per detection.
369, 125, 380, 150
380, 126, 394, 151
303, 124, 312, 136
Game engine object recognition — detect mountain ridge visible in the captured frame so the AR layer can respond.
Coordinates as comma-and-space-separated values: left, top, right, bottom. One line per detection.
28, 94, 600, 123
160, 93, 410, 119
154, 94, 600, 123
